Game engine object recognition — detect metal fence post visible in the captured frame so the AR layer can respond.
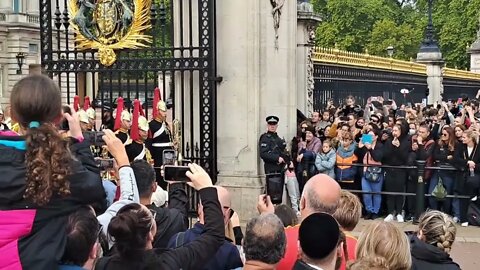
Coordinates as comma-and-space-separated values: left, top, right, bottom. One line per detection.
415, 160, 426, 220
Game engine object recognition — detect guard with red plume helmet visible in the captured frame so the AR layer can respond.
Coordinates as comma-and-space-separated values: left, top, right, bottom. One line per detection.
147, 87, 173, 189
83, 96, 96, 131
126, 99, 152, 162
73, 95, 80, 112
113, 97, 132, 145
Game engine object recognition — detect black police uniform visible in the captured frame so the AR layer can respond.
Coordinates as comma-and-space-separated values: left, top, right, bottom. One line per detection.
259, 116, 288, 174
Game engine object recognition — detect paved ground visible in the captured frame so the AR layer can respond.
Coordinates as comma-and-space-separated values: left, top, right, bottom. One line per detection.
352, 219, 480, 269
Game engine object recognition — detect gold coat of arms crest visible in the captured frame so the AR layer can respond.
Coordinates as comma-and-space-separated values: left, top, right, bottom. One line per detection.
69, 0, 152, 66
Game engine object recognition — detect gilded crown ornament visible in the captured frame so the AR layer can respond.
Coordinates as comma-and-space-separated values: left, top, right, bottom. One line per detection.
69, 0, 152, 66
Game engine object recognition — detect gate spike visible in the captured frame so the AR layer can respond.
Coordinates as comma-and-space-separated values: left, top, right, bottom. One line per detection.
195, 143, 200, 157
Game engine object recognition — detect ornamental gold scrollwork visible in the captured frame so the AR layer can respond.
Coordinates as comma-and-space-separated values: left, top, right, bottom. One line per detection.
69, 0, 152, 66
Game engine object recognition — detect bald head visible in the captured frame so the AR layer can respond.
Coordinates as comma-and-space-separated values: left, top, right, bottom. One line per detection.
215, 186, 231, 209
301, 174, 341, 219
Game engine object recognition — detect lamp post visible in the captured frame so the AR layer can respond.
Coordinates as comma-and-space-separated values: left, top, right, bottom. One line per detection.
418, 0, 440, 54
386, 46, 394, 58
16, 52, 25, 75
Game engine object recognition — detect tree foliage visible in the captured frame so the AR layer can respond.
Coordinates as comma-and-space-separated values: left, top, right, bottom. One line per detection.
311, 0, 480, 69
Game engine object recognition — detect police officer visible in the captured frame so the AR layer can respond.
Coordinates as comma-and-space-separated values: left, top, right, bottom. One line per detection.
259, 116, 289, 174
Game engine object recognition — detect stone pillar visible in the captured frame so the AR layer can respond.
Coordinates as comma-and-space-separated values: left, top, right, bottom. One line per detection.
216, 0, 298, 223
297, 2, 321, 116
417, 50, 444, 106
469, 20, 480, 74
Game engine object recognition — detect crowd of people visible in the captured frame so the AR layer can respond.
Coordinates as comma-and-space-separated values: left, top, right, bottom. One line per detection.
0, 74, 467, 270
260, 93, 480, 228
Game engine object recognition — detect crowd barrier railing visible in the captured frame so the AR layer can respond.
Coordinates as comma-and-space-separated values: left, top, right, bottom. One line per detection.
335, 161, 471, 219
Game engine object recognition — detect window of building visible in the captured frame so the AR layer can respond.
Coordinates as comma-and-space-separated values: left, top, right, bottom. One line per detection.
12, 0, 21, 13
29, 43, 38, 54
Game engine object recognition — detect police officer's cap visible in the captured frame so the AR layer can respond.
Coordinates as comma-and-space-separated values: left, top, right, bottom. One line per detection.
266, 115, 279, 124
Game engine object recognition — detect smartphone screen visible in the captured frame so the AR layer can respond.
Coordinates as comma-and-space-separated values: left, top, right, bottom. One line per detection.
162, 149, 177, 166
95, 158, 115, 171
361, 134, 373, 144
164, 165, 191, 182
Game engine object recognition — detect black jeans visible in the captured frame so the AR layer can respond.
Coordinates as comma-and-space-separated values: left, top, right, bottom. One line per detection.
384, 168, 406, 215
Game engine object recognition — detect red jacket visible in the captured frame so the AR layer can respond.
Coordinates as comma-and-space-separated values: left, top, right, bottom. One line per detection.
277, 225, 300, 270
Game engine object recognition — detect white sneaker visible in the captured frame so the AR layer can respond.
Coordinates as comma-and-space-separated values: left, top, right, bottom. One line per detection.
453, 217, 460, 224
397, 214, 405, 223
471, 196, 478, 202
461, 222, 469, 227
384, 214, 394, 222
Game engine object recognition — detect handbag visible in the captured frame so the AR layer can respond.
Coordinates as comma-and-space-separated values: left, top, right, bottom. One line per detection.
431, 177, 447, 200
467, 201, 480, 227
365, 166, 383, 182
364, 152, 382, 183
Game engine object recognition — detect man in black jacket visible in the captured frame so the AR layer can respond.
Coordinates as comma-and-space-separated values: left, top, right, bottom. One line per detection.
130, 159, 188, 248
408, 124, 436, 221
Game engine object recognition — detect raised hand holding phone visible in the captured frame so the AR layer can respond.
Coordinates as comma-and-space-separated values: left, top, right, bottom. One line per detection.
257, 194, 274, 214
185, 163, 213, 191
102, 129, 129, 168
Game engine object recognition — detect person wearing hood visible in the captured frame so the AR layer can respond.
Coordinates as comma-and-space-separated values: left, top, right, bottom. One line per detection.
408, 210, 460, 270
335, 131, 358, 188
315, 139, 336, 179
383, 122, 411, 223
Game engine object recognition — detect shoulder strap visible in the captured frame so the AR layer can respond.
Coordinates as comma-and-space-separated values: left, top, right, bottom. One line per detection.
175, 232, 186, 248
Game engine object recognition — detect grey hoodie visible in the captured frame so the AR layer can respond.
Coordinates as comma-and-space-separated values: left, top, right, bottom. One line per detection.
315, 148, 336, 179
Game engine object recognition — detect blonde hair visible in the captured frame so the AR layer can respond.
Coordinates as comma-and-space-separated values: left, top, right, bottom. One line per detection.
464, 129, 479, 142
356, 221, 411, 270
347, 256, 389, 270
417, 210, 456, 254
333, 190, 362, 231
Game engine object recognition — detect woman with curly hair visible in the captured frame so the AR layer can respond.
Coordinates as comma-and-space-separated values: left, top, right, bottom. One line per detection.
408, 210, 460, 270
0, 75, 105, 269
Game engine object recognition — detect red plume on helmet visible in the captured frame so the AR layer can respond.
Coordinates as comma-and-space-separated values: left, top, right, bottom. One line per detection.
131, 99, 140, 141
73, 96, 80, 112
83, 96, 91, 111
153, 87, 161, 119
114, 97, 124, 131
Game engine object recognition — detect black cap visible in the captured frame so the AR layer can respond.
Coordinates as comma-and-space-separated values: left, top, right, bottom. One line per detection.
266, 115, 279, 124
299, 213, 340, 260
